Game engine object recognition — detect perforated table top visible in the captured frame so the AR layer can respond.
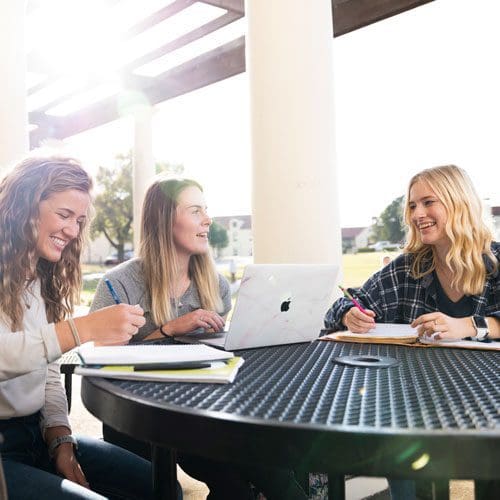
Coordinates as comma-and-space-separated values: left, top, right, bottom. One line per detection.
81, 341, 500, 480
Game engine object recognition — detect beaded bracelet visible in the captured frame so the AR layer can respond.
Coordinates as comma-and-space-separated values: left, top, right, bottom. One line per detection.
68, 317, 81, 346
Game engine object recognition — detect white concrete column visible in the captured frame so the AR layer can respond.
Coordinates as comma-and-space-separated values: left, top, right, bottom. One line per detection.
133, 106, 155, 251
246, 0, 342, 264
0, 0, 28, 169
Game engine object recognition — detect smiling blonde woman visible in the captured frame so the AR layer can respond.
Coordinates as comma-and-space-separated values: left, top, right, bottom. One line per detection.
325, 164, 499, 500
91, 177, 231, 341
91, 176, 308, 500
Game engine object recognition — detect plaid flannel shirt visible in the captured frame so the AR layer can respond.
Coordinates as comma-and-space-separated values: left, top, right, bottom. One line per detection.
324, 242, 500, 331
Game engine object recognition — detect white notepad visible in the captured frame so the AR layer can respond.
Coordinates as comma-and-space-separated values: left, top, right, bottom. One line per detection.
77, 342, 233, 366
324, 323, 418, 344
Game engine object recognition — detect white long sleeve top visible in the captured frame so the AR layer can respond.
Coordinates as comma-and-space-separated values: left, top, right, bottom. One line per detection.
0, 280, 71, 433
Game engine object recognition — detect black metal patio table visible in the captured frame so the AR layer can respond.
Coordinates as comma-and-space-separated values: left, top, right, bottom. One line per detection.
81, 341, 500, 499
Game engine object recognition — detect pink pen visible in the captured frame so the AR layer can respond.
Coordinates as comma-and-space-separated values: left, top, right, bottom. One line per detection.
338, 285, 369, 315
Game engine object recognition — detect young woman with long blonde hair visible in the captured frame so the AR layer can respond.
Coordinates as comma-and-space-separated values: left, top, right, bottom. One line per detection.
325, 164, 499, 499
91, 177, 230, 341
325, 164, 498, 340
91, 176, 308, 500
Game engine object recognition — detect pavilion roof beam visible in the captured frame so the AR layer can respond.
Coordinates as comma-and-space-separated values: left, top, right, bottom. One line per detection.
28, 0, 435, 145
199, 0, 244, 14
332, 0, 434, 36
26, 0, 197, 97
27, 10, 241, 115
30, 37, 245, 144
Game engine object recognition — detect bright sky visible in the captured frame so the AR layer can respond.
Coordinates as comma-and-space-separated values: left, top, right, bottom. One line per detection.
65, 0, 500, 228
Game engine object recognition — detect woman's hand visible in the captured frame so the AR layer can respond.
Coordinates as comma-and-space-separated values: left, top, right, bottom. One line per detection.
162, 309, 225, 336
342, 307, 376, 333
75, 304, 146, 345
411, 313, 476, 340
53, 444, 89, 488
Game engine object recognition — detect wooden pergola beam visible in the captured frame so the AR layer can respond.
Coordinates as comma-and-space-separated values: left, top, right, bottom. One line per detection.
29, 0, 435, 145
30, 37, 245, 144
332, 0, 434, 36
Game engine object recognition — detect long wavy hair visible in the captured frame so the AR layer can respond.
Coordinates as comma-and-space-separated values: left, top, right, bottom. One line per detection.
0, 156, 92, 330
403, 164, 496, 295
140, 177, 223, 326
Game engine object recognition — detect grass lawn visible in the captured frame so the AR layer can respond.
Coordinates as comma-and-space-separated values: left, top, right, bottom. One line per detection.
341, 251, 399, 288
81, 264, 106, 306
78, 252, 399, 305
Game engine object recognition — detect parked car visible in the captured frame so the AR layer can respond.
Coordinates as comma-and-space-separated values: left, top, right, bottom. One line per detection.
369, 241, 395, 251
104, 250, 134, 266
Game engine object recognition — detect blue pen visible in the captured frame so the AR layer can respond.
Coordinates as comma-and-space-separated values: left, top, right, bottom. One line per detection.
104, 278, 121, 304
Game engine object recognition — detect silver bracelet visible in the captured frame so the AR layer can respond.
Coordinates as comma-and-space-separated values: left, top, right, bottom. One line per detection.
68, 317, 81, 346
48, 434, 78, 458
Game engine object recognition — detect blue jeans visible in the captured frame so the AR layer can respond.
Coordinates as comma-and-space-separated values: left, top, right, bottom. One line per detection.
388, 479, 416, 500
0, 412, 170, 500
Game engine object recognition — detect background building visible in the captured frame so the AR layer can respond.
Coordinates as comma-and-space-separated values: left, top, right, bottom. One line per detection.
341, 226, 372, 253
213, 215, 252, 257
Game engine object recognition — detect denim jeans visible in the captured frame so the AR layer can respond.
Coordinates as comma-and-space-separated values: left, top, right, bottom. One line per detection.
104, 423, 308, 500
0, 412, 168, 500
388, 479, 416, 500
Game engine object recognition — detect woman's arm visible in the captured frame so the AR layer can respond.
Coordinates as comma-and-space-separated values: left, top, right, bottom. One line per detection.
324, 278, 384, 332
486, 316, 500, 339
0, 305, 145, 381
0, 324, 62, 380
143, 273, 231, 340
42, 364, 89, 487
324, 256, 412, 332
412, 314, 500, 340
41, 362, 70, 432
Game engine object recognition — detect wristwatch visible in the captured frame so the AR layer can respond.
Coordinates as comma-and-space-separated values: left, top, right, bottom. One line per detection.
471, 315, 489, 341
48, 434, 78, 458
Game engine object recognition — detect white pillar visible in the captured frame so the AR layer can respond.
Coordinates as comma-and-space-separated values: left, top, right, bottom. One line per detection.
0, 0, 28, 169
246, 0, 342, 264
133, 107, 155, 251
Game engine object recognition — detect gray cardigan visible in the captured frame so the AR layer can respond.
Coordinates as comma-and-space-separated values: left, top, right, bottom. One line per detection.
90, 258, 231, 342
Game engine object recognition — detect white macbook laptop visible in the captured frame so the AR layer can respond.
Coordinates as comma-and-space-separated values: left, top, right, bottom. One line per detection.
177, 264, 338, 351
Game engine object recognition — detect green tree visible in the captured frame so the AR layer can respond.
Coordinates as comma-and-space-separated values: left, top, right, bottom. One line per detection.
208, 222, 229, 258
372, 195, 405, 244
91, 153, 133, 262
91, 152, 184, 262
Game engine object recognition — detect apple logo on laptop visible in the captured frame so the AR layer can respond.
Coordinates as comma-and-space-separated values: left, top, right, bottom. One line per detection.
280, 297, 291, 312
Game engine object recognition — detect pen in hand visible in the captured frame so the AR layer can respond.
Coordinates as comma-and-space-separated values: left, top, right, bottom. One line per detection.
338, 285, 369, 315
104, 278, 121, 305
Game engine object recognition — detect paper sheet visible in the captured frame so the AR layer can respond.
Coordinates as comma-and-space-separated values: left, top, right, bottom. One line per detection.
77, 342, 233, 366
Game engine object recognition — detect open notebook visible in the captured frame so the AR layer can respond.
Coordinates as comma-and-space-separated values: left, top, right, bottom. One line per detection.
75, 357, 244, 384
77, 342, 234, 365
75, 343, 242, 383
322, 323, 500, 351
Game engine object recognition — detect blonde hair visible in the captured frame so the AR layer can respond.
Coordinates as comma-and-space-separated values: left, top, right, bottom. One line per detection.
0, 156, 92, 330
139, 177, 223, 326
403, 165, 496, 295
